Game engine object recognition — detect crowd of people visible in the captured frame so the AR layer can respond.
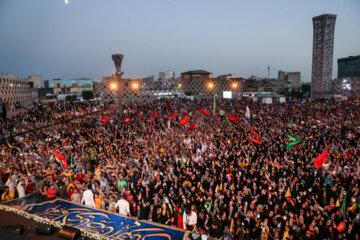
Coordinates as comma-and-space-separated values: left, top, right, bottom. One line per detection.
0, 97, 359, 240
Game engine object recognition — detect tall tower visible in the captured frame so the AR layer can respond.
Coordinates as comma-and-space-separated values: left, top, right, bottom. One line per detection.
311, 14, 336, 99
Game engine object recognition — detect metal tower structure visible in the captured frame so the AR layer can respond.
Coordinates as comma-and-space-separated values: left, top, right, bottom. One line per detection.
311, 14, 336, 99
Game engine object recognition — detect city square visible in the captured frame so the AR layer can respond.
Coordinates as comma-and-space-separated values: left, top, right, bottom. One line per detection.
0, 1, 359, 240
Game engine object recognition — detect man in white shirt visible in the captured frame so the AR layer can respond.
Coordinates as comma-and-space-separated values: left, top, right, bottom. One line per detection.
16, 180, 25, 198
183, 207, 197, 231
114, 194, 130, 216
81, 185, 96, 208
5, 178, 15, 193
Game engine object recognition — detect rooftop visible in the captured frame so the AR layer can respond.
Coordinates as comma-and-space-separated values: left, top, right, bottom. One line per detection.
338, 55, 360, 62
181, 70, 212, 75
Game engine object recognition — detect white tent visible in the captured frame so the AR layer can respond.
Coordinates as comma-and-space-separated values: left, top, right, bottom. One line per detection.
261, 98, 273, 104
279, 97, 286, 103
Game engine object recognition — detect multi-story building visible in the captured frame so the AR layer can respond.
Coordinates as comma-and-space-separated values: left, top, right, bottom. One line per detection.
0, 75, 33, 118
278, 71, 302, 90
142, 76, 155, 90
48, 78, 93, 95
17, 75, 42, 102
23, 75, 42, 88
93, 81, 103, 98
337, 55, 360, 78
331, 55, 360, 99
158, 70, 175, 89
311, 14, 337, 98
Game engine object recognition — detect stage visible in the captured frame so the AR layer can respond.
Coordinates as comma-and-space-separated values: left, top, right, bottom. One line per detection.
0, 196, 187, 240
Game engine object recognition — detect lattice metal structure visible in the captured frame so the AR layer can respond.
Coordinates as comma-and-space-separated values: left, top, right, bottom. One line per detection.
182, 78, 245, 99
311, 14, 337, 99
101, 75, 245, 104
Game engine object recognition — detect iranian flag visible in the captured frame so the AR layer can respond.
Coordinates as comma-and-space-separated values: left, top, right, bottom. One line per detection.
53, 149, 69, 170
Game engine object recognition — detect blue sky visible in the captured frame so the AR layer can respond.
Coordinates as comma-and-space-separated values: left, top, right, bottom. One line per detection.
0, 0, 359, 82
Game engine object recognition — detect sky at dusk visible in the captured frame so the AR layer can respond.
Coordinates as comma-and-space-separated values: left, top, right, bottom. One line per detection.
0, 0, 359, 82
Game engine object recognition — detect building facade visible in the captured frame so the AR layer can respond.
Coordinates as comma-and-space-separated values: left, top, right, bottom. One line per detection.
337, 55, 360, 78
158, 70, 175, 89
278, 71, 302, 90
181, 70, 244, 99
311, 14, 337, 98
332, 77, 360, 99
100, 75, 144, 104
48, 78, 93, 95
0, 75, 33, 118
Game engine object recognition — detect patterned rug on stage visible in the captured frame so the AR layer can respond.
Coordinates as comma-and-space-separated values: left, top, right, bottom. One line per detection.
23, 199, 186, 240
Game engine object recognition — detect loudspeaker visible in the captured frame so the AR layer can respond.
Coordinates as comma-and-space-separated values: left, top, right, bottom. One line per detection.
58, 225, 80, 240
1, 225, 24, 235
36, 223, 53, 235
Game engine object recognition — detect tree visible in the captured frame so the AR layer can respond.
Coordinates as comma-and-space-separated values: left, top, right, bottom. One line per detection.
82, 91, 94, 100
65, 95, 77, 102
301, 83, 311, 93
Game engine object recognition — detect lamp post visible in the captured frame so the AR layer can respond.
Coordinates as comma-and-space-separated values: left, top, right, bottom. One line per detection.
112, 54, 124, 116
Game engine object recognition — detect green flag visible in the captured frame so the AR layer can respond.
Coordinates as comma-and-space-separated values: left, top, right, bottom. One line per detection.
180, 149, 186, 167
70, 154, 73, 168
339, 194, 347, 218
213, 95, 216, 116
286, 133, 301, 151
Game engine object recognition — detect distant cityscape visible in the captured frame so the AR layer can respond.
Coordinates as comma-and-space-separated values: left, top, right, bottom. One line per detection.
0, 14, 359, 119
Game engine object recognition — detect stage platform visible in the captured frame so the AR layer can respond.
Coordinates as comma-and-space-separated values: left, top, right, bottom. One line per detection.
0, 195, 187, 240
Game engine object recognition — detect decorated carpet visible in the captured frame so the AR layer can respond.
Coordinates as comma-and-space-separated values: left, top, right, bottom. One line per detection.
5, 199, 186, 240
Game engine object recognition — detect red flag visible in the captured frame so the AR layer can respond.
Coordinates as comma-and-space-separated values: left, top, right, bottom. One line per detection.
187, 122, 196, 132
149, 114, 153, 126
293, 177, 297, 184
198, 108, 210, 116
247, 136, 262, 144
154, 110, 158, 118
169, 113, 178, 120
314, 149, 329, 168
179, 116, 189, 125
247, 96, 251, 103
336, 222, 345, 232
215, 112, 218, 121
101, 116, 108, 123
228, 113, 241, 122
53, 149, 69, 170
211, 150, 216, 160
123, 117, 130, 124
250, 129, 259, 139
139, 112, 142, 120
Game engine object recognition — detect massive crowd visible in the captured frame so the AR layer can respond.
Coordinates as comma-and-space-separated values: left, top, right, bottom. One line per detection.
0, 98, 359, 240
